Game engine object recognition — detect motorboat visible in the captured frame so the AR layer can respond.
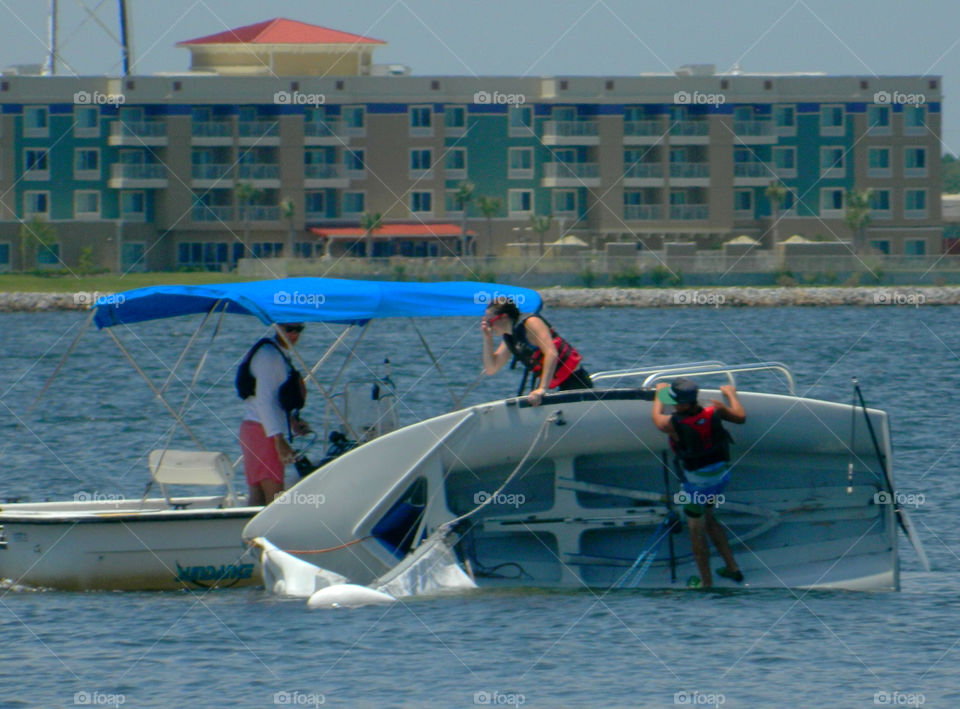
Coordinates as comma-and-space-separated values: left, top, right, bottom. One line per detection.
244, 361, 930, 593
0, 278, 538, 591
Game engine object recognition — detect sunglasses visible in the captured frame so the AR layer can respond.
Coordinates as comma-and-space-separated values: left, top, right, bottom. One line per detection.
485, 313, 507, 326
281, 324, 305, 334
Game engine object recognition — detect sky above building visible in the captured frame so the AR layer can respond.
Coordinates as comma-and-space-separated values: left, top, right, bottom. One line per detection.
2, 0, 958, 151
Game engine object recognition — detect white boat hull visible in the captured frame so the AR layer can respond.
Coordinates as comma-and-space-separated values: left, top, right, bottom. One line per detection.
0, 497, 261, 591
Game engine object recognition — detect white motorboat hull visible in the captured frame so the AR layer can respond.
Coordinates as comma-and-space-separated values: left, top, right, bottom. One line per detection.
244, 388, 901, 592
0, 497, 261, 591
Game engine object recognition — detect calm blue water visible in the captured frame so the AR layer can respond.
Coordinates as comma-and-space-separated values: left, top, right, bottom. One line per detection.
1, 305, 959, 708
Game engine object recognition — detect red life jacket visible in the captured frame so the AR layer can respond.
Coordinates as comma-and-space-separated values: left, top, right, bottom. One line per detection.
502, 314, 583, 389
669, 406, 732, 471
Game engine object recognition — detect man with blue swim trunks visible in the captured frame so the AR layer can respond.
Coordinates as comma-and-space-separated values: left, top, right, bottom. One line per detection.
652, 377, 746, 588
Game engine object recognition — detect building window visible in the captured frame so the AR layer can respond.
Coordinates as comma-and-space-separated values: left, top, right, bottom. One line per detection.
342, 106, 365, 136
867, 105, 890, 135
772, 146, 796, 178
508, 147, 533, 179
37, 242, 60, 267
120, 191, 146, 220
904, 147, 927, 177
552, 189, 577, 216
820, 147, 845, 178
445, 190, 462, 214
509, 106, 533, 137
820, 188, 845, 215
870, 240, 890, 255
868, 147, 891, 178
344, 149, 365, 175
905, 189, 927, 218
0, 242, 9, 271
904, 239, 926, 256
74, 106, 99, 137
773, 105, 795, 135
903, 105, 926, 135
410, 105, 433, 136
869, 189, 891, 218
305, 191, 326, 217
74, 148, 100, 180
508, 189, 533, 216
410, 191, 433, 214
252, 242, 284, 258
733, 189, 753, 215
24, 191, 49, 217
444, 106, 466, 134
24, 106, 48, 137
445, 148, 467, 178
342, 191, 365, 215
409, 148, 433, 178
820, 104, 844, 136
74, 190, 101, 219
24, 149, 50, 179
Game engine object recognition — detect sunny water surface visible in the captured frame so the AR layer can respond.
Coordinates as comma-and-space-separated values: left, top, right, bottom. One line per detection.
1, 304, 958, 708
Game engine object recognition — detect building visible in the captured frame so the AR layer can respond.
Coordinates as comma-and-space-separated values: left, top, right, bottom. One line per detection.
0, 18, 943, 271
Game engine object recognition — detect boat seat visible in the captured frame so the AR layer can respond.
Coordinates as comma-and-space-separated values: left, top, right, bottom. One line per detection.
148, 449, 238, 508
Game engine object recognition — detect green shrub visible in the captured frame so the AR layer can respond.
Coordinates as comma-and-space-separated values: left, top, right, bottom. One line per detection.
580, 267, 596, 288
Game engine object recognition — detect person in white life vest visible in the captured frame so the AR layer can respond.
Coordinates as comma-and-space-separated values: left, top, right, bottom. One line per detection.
651, 377, 746, 588
481, 296, 592, 407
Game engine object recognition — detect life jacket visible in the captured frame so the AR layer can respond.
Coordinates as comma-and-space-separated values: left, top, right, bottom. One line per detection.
502, 313, 583, 389
235, 338, 307, 413
669, 406, 733, 471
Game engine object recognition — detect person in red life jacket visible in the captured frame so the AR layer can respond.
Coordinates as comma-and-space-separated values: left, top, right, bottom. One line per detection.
651, 377, 746, 588
235, 323, 310, 505
480, 296, 592, 406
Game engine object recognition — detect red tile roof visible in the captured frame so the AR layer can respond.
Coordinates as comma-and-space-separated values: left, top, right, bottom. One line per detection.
311, 224, 474, 240
178, 18, 385, 46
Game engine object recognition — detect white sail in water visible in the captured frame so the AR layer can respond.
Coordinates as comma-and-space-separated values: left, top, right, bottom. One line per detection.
374, 533, 477, 599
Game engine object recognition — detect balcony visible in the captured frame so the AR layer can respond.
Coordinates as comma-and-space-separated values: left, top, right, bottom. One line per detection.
243, 206, 281, 221
191, 121, 233, 145
624, 204, 663, 221
733, 162, 774, 186
669, 162, 710, 185
191, 163, 234, 187
623, 120, 665, 145
108, 120, 168, 147
868, 164, 891, 179
192, 205, 236, 222
237, 163, 281, 186
541, 162, 600, 187
304, 163, 349, 188
108, 163, 168, 189
733, 120, 775, 143
238, 120, 280, 145
623, 163, 664, 187
542, 120, 599, 145
905, 165, 927, 178
304, 119, 347, 145
670, 204, 709, 220
669, 121, 709, 143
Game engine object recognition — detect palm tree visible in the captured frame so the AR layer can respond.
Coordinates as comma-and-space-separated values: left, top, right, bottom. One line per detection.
529, 214, 553, 257
454, 181, 475, 257
845, 188, 874, 254
476, 196, 501, 258
765, 181, 787, 247
235, 182, 263, 265
280, 197, 296, 258
360, 211, 383, 260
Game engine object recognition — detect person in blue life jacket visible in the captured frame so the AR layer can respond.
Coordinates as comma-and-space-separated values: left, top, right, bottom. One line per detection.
480, 296, 592, 406
651, 377, 746, 588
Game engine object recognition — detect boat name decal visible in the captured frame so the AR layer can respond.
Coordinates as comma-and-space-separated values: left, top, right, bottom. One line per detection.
175, 562, 255, 583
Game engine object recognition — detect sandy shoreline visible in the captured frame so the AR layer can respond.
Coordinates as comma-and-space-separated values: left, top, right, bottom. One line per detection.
1, 286, 958, 312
